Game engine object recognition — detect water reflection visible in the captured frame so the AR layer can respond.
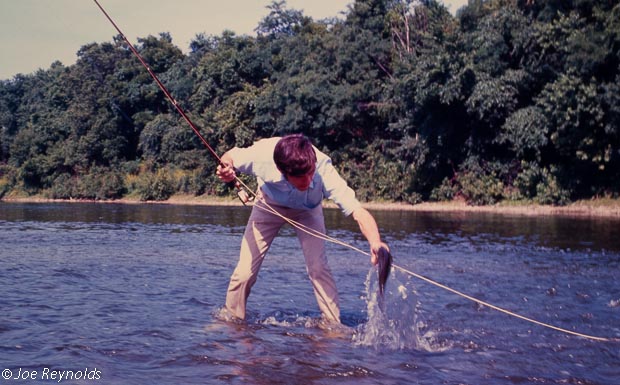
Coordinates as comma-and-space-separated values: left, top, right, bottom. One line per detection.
367, 209, 620, 252
0, 202, 251, 227
2, 202, 619, 252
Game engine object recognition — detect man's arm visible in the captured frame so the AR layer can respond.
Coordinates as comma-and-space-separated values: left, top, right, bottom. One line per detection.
216, 152, 236, 183
352, 207, 389, 265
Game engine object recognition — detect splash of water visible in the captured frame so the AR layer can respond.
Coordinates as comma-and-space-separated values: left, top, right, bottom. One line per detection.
352, 268, 452, 352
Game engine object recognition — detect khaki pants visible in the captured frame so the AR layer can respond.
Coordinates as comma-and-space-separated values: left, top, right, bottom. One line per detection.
225, 195, 340, 322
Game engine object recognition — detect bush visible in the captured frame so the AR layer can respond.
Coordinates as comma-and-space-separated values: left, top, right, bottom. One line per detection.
0, 165, 16, 199
177, 168, 209, 196
458, 170, 504, 205
136, 168, 176, 201
513, 162, 570, 205
0, 183, 9, 199
435, 159, 504, 205
512, 161, 540, 200
430, 177, 456, 201
80, 168, 126, 200
534, 167, 571, 205
48, 174, 78, 199
18, 159, 47, 194
48, 168, 126, 200
333, 142, 415, 203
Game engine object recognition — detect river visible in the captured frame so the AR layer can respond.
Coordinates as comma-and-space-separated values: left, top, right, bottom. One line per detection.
0, 202, 618, 384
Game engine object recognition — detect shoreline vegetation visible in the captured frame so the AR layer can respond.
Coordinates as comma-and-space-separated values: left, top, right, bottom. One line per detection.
2, 2, 619, 211
3, 194, 620, 219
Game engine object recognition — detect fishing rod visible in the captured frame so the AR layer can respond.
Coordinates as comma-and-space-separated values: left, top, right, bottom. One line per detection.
93, 0, 253, 205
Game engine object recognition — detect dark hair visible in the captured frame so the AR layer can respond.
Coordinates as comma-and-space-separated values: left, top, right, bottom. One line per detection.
273, 134, 317, 177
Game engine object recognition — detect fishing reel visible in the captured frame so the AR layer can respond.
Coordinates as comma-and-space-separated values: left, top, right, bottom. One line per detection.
231, 180, 255, 206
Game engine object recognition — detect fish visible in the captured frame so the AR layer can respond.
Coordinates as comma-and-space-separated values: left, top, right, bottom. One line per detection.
377, 246, 393, 295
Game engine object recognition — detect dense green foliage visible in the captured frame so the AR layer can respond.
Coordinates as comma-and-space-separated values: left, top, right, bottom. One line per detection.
1, 0, 619, 204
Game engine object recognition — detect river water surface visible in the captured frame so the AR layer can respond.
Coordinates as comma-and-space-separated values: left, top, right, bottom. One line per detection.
1, 202, 619, 384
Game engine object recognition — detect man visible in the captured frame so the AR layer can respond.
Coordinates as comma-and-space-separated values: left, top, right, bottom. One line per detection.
216, 134, 389, 324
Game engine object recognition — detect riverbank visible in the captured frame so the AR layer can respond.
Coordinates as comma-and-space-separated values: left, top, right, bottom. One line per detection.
3, 193, 620, 218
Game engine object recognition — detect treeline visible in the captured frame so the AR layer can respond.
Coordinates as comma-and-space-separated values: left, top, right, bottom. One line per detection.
1, 0, 619, 205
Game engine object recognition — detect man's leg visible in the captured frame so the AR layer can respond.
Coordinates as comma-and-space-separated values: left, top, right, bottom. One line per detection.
225, 202, 284, 319
294, 205, 341, 323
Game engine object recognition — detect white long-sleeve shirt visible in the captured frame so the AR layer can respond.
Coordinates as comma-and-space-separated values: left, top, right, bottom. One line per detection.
227, 137, 362, 216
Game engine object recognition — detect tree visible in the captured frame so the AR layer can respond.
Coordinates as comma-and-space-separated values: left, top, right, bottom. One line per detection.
256, 0, 307, 38
1, 0, 619, 202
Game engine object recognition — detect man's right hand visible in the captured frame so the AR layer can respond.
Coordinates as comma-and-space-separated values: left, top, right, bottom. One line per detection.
216, 162, 236, 183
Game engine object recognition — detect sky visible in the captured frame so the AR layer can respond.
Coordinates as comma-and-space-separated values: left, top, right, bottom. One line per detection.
0, 0, 468, 80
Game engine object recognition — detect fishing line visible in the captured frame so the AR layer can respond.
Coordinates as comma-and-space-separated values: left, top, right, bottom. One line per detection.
250, 194, 618, 342
248, 196, 617, 342
93, 0, 616, 343
391, 264, 616, 342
